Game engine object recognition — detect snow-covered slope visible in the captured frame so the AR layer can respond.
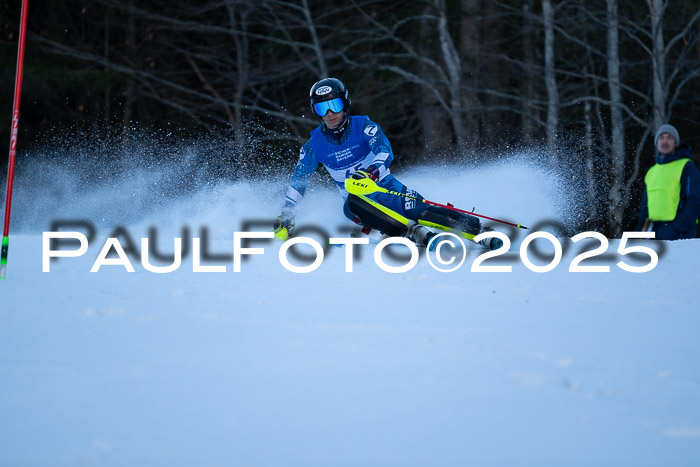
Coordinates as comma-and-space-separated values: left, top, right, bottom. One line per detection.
1, 155, 699, 466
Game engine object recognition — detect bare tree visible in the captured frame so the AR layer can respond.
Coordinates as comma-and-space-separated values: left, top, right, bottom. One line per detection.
301, 0, 328, 77
459, 0, 482, 147
520, 0, 538, 144
606, 0, 626, 235
542, 0, 559, 155
436, 0, 466, 147
647, 0, 666, 129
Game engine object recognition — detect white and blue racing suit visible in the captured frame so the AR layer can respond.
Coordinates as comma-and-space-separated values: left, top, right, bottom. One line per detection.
282, 115, 425, 224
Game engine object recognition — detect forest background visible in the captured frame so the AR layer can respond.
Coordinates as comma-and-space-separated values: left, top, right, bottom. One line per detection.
1, 0, 699, 235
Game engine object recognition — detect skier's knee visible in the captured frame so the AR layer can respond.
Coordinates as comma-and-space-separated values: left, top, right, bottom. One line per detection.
419, 205, 480, 235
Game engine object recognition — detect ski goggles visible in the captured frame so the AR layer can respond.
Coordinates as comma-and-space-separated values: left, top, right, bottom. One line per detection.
313, 98, 345, 116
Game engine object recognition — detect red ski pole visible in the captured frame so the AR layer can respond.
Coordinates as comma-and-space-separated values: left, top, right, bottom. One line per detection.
421, 198, 528, 229
345, 174, 529, 230
1, 0, 29, 279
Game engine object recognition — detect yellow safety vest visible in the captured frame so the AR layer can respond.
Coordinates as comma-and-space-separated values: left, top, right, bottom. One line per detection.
644, 158, 691, 221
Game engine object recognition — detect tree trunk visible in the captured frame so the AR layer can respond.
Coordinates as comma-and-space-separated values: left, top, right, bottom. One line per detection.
648, 0, 666, 130
584, 100, 599, 228
122, 0, 136, 133
435, 0, 466, 148
520, 0, 536, 144
606, 0, 627, 236
302, 0, 327, 78
225, 0, 248, 132
104, 6, 112, 127
418, 2, 451, 155
459, 0, 481, 148
542, 0, 559, 156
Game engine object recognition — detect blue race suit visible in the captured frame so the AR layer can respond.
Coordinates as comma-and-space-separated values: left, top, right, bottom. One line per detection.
282, 115, 426, 223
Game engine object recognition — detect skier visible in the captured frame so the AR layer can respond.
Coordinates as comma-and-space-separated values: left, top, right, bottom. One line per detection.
273, 77, 501, 249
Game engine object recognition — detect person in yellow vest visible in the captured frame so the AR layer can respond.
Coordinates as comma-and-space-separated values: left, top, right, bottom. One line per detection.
636, 124, 700, 240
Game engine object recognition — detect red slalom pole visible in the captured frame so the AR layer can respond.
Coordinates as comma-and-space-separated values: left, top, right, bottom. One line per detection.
1, 0, 29, 279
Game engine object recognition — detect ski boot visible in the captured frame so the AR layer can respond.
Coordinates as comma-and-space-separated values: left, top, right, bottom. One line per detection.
478, 226, 504, 250
405, 221, 436, 249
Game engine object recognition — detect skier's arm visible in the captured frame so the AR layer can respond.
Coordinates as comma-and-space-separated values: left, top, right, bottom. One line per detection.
361, 117, 394, 178
282, 140, 318, 218
672, 163, 700, 235
274, 141, 319, 240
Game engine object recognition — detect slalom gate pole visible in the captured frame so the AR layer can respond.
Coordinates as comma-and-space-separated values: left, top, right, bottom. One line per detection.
345, 175, 529, 230
1, 0, 30, 279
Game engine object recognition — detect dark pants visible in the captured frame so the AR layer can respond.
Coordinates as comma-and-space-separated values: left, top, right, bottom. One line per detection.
343, 175, 480, 237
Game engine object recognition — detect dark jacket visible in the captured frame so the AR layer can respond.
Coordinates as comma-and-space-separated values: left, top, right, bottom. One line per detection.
636, 144, 700, 240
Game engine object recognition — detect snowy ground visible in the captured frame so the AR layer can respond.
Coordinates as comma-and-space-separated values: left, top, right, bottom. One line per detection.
1, 159, 699, 466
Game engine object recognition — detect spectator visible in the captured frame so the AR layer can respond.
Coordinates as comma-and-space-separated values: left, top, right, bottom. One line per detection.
636, 124, 700, 239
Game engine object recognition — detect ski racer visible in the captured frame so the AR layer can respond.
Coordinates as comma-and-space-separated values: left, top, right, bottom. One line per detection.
273, 77, 501, 249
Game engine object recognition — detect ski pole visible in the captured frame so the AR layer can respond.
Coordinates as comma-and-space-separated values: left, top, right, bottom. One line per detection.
1, 0, 29, 279
345, 174, 529, 230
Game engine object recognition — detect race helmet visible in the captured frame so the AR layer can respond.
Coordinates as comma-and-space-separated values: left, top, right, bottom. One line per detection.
309, 77, 351, 120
